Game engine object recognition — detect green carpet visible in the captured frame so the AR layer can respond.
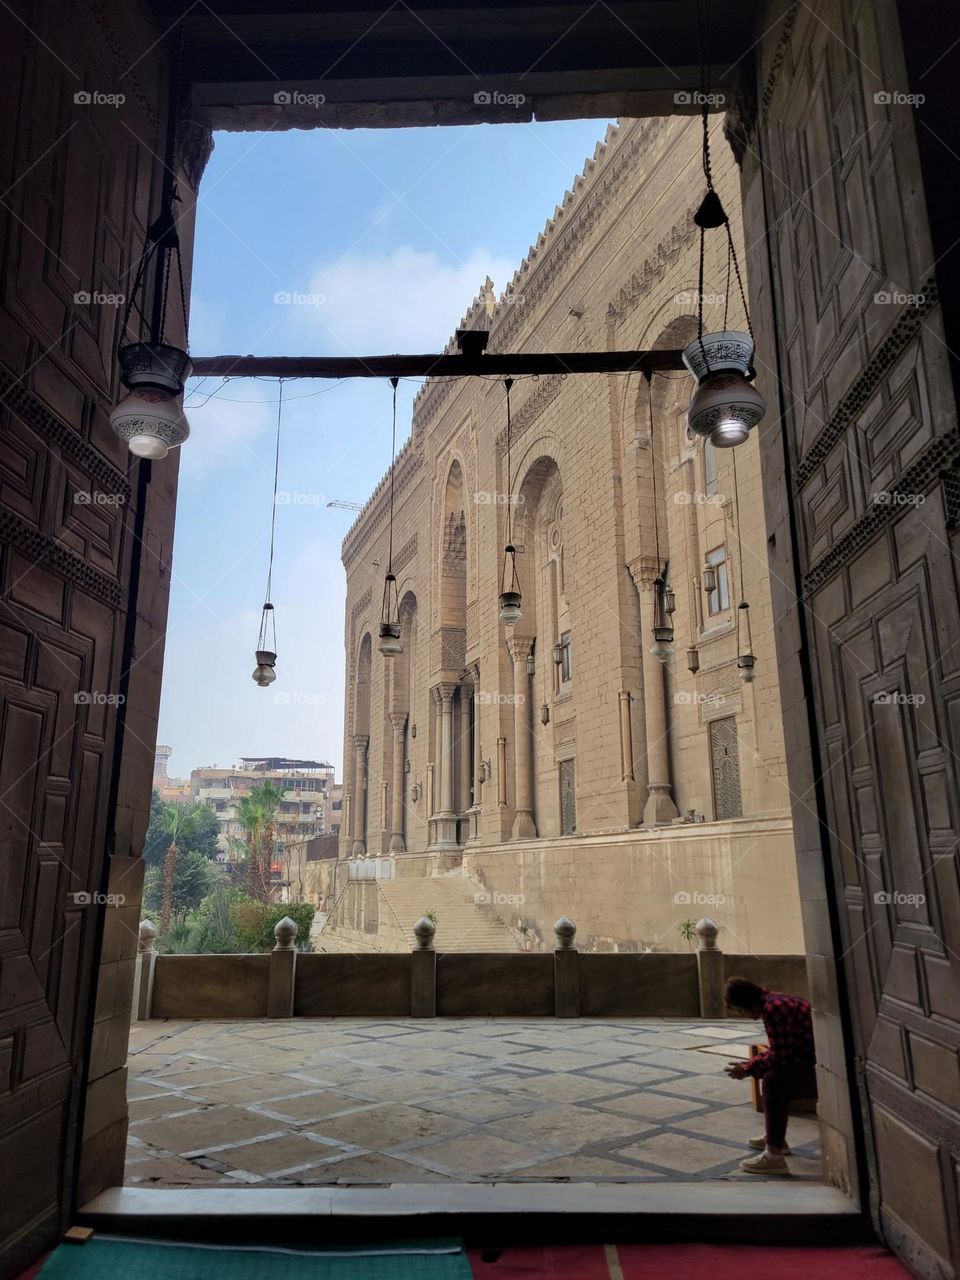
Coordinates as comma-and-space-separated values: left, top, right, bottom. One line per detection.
38, 1237, 472, 1280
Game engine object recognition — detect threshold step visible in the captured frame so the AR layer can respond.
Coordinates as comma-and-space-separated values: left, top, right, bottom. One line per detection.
78, 1183, 868, 1247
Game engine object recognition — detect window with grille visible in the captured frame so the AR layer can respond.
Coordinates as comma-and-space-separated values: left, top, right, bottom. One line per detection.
559, 759, 576, 835
710, 717, 742, 819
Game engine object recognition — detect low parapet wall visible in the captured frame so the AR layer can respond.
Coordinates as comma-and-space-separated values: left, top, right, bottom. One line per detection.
134, 917, 808, 1021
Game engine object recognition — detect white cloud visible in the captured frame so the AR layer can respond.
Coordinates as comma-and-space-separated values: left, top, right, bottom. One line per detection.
297, 245, 519, 353
180, 380, 275, 477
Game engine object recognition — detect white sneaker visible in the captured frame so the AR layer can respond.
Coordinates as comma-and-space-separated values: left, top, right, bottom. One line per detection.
740, 1151, 790, 1175
749, 1135, 790, 1153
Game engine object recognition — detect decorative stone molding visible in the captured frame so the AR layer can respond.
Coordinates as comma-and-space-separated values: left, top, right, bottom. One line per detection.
495, 376, 564, 455
759, 1, 801, 123
606, 214, 699, 323
392, 533, 418, 575
350, 586, 372, 623
176, 119, 214, 192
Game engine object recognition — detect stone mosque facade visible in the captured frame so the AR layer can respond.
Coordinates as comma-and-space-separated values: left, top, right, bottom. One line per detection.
337, 116, 803, 954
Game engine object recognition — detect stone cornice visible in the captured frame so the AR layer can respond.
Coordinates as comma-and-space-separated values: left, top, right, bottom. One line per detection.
342, 446, 424, 562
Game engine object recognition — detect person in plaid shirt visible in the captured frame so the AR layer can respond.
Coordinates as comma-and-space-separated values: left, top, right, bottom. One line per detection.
722, 977, 817, 1175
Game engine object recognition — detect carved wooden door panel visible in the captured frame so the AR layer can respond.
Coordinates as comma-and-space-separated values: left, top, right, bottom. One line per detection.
0, 2, 178, 1270
747, 0, 960, 1270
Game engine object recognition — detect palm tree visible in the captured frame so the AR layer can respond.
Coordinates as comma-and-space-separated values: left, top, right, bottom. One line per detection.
159, 801, 206, 931
236, 781, 284, 902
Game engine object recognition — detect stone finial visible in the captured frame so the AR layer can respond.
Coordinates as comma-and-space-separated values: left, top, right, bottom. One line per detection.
554, 917, 577, 950
138, 919, 157, 952
696, 917, 719, 950
273, 916, 298, 950
413, 916, 436, 950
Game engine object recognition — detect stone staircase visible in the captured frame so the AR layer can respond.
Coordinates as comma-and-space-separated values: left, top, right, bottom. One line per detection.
378, 875, 523, 952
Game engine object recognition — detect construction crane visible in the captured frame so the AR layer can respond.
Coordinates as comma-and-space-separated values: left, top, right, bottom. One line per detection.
326, 499, 363, 511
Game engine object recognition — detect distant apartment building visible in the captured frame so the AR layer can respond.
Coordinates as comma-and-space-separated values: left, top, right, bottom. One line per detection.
190, 757, 336, 868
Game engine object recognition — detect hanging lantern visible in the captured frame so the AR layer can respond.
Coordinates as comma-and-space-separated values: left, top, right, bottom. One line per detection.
253, 603, 277, 687
552, 642, 563, 667
737, 599, 756, 684
687, 646, 700, 674
664, 585, 677, 615
109, 386, 189, 459
378, 574, 403, 656
650, 576, 674, 664
253, 382, 285, 688
525, 650, 536, 677
540, 703, 550, 725
683, 90, 764, 451
110, 203, 192, 459
377, 379, 404, 657
702, 563, 718, 595
738, 652, 757, 683
498, 378, 522, 626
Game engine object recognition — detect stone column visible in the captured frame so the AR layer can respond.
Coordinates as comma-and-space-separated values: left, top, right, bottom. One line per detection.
636, 578, 678, 825
432, 682, 459, 848
389, 710, 408, 852
470, 664, 483, 839
618, 688, 635, 781
508, 637, 536, 838
350, 733, 369, 856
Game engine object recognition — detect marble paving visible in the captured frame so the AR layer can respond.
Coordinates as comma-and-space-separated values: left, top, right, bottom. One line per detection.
124, 1018, 822, 1187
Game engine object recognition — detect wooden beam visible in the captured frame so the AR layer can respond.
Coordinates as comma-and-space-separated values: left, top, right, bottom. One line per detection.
190, 350, 687, 379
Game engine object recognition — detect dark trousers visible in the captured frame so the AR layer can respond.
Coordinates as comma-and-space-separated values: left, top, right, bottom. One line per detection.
762, 1064, 818, 1149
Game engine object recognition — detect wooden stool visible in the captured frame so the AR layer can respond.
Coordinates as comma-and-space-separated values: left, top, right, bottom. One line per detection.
748, 1043, 818, 1114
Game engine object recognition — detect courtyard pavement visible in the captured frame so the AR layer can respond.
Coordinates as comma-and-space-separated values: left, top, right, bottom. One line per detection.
124, 1018, 822, 1186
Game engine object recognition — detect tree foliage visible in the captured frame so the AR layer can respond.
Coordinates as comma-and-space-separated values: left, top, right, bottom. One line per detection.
235, 781, 284, 902
229, 900, 316, 953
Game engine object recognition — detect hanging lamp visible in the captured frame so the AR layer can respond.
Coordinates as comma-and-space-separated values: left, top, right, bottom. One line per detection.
731, 448, 757, 683
681, 1, 765, 450
378, 377, 403, 656
498, 378, 523, 625
110, 195, 192, 459
252, 380, 284, 687
645, 373, 674, 664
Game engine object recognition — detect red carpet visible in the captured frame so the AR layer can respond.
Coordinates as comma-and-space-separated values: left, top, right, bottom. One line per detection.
469, 1244, 911, 1279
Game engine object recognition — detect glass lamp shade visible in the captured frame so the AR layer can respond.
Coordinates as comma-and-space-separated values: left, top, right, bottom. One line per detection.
118, 342, 192, 394
525, 654, 536, 676
552, 643, 563, 666
377, 621, 403, 656
738, 653, 757, 683
499, 591, 522, 625
650, 638, 673, 664
252, 649, 277, 687
110, 387, 189, 459
682, 331, 754, 382
702, 564, 718, 594
687, 372, 765, 448
687, 646, 700, 674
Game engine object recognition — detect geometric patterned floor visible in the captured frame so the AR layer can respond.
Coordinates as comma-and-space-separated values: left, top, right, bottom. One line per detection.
125, 1018, 822, 1186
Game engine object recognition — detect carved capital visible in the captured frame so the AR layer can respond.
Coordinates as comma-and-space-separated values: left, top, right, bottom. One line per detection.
389, 710, 409, 736
436, 681, 458, 706
507, 636, 534, 664
353, 733, 370, 754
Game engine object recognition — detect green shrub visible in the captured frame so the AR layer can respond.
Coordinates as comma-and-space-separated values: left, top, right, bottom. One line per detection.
229, 900, 316, 953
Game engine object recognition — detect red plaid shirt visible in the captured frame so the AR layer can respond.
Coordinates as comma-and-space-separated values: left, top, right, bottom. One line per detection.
745, 990, 815, 1077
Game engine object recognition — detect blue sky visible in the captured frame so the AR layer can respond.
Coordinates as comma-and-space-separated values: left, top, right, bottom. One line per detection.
159, 120, 612, 782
